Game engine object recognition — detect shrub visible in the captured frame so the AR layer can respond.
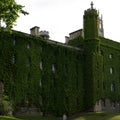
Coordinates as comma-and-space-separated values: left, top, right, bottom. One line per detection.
0, 96, 13, 116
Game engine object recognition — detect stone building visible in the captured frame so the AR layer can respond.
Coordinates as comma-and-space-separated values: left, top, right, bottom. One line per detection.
0, 2, 120, 116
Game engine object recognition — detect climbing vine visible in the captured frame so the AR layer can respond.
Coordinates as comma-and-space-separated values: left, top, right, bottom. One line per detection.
0, 30, 84, 116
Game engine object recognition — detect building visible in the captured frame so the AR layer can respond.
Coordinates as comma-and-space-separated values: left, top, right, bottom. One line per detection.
0, 2, 120, 116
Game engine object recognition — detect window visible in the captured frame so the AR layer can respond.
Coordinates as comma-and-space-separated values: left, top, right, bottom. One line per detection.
76, 77, 79, 90
27, 57, 31, 67
12, 54, 16, 64
76, 98, 80, 109
111, 101, 116, 109
53, 78, 56, 87
40, 78, 42, 87
13, 40, 16, 46
102, 99, 106, 107
65, 50, 68, 56
119, 77, 120, 83
27, 42, 31, 49
96, 62, 99, 69
100, 50, 103, 55
97, 80, 100, 88
65, 97, 69, 110
109, 54, 113, 59
103, 82, 105, 90
64, 64, 68, 77
103, 64, 105, 72
111, 83, 115, 92
40, 46, 42, 52
76, 55, 80, 60
53, 94, 56, 105
76, 65, 79, 89
40, 61, 43, 70
110, 67, 113, 74
52, 64, 56, 73
27, 73, 30, 81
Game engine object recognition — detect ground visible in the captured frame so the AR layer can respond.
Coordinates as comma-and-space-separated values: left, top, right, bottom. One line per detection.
73, 112, 120, 120
0, 116, 58, 120
1, 113, 120, 120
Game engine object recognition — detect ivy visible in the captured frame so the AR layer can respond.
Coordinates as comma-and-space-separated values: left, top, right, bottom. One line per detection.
0, 30, 84, 116
1, 18, 120, 116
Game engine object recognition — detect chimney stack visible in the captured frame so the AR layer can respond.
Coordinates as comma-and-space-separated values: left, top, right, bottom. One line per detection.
30, 26, 40, 36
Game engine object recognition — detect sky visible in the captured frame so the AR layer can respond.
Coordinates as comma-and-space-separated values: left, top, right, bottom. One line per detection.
14, 0, 120, 43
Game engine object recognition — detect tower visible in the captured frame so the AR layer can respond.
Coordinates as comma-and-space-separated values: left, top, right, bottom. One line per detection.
83, 2, 103, 111
83, 2, 99, 40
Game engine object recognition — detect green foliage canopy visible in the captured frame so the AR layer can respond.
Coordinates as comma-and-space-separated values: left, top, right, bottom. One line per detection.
0, 0, 28, 29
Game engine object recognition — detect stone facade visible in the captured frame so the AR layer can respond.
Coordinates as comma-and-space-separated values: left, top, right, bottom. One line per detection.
15, 107, 43, 117
0, 2, 120, 116
94, 99, 120, 112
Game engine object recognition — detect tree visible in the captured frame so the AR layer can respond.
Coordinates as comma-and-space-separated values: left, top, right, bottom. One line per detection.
0, 0, 28, 29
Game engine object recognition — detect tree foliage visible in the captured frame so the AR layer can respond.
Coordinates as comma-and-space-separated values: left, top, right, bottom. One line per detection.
0, 0, 28, 29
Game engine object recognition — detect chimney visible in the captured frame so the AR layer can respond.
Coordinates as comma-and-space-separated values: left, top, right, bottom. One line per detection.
30, 26, 40, 36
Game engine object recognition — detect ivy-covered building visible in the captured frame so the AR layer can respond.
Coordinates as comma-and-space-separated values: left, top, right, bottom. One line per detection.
0, 2, 120, 116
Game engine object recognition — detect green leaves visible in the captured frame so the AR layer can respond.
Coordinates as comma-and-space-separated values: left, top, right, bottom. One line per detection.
0, 0, 28, 29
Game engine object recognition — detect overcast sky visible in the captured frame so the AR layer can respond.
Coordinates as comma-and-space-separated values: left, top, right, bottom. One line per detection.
14, 0, 120, 43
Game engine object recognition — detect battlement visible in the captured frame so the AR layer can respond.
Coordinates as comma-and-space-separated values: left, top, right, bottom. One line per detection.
84, 8, 98, 15
39, 31, 49, 36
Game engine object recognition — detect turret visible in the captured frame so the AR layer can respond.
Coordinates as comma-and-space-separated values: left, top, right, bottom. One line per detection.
83, 2, 103, 111
83, 2, 99, 40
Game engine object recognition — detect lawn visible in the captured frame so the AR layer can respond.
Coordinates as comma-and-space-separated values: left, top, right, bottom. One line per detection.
0, 116, 59, 120
1, 113, 120, 120
74, 112, 120, 120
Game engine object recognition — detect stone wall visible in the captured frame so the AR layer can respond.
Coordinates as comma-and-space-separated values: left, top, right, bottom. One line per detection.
15, 107, 43, 117
94, 99, 120, 112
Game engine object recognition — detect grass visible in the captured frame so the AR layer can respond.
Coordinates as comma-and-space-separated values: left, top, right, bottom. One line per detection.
0, 116, 59, 120
73, 112, 120, 120
1, 113, 120, 120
